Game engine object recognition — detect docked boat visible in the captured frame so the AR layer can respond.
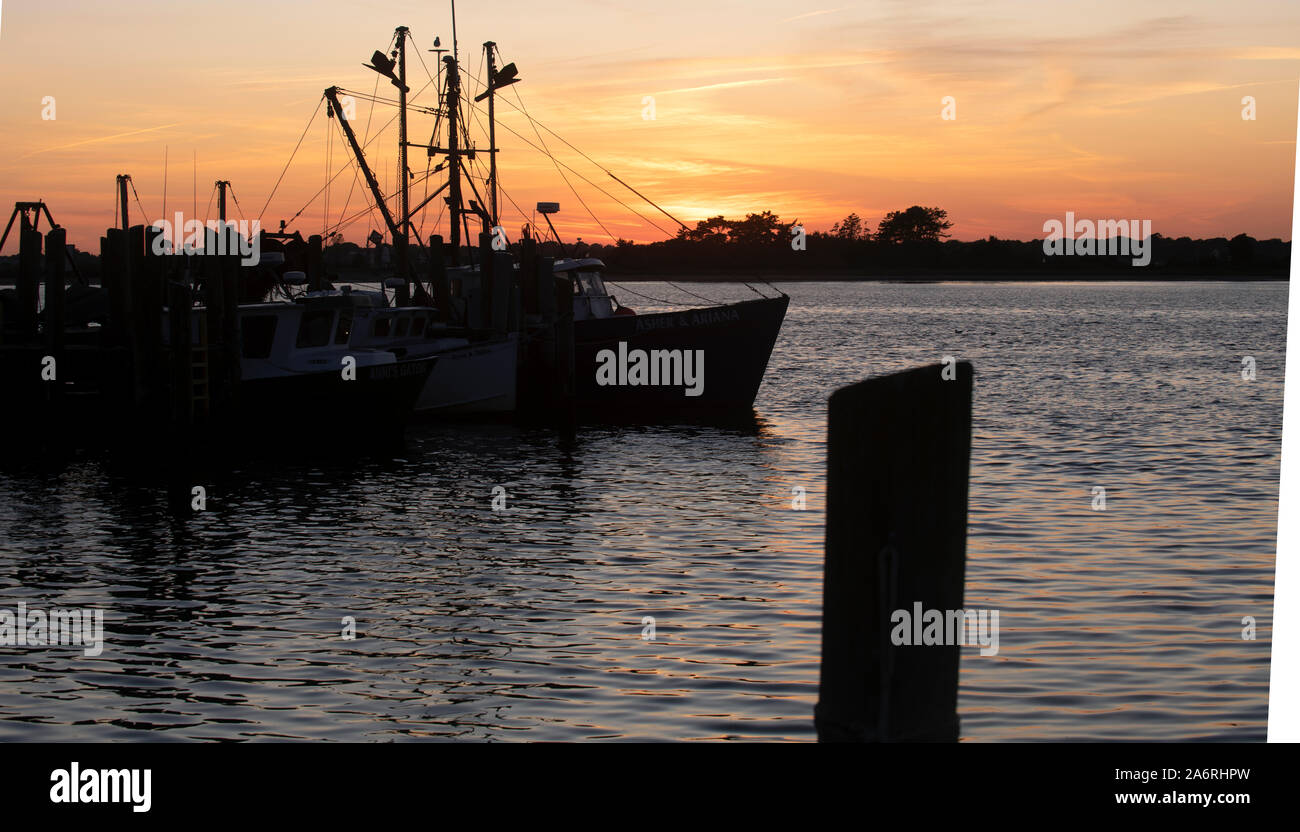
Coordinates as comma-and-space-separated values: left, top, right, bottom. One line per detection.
236, 279, 515, 418
271, 20, 786, 423
556, 258, 788, 419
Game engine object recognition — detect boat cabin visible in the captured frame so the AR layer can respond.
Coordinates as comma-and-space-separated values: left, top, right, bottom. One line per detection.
554, 258, 618, 320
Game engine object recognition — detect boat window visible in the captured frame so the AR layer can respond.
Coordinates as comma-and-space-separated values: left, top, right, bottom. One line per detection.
296, 309, 335, 348
394, 316, 410, 337
578, 272, 605, 296
411, 316, 427, 336
241, 315, 277, 359
374, 315, 391, 337
334, 309, 353, 345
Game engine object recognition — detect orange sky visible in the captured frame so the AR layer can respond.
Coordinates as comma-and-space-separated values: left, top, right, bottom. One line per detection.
1, 0, 1299, 251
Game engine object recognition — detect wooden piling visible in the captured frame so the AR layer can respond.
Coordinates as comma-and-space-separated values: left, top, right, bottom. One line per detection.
167, 277, 193, 427
101, 231, 125, 340
43, 227, 66, 352
307, 234, 324, 292
815, 361, 973, 742
133, 225, 160, 412
199, 230, 226, 424
536, 257, 555, 322
491, 251, 512, 337
552, 276, 575, 426
478, 231, 494, 330
428, 234, 452, 322
17, 222, 41, 341
219, 250, 240, 417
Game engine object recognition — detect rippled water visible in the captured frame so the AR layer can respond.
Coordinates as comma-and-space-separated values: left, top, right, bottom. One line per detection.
0, 281, 1284, 741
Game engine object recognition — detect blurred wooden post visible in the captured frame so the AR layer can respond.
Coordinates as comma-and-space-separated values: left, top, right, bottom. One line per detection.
43, 227, 67, 416
218, 248, 241, 420
202, 233, 225, 423
100, 232, 125, 340
491, 250, 512, 338
427, 234, 452, 322
167, 277, 193, 427
134, 224, 160, 413
17, 221, 41, 341
816, 361, 973, 742
478, 231, 494, 329
44, 227, 67, 352
307, 233, 324, 292
552, 276, 575, 427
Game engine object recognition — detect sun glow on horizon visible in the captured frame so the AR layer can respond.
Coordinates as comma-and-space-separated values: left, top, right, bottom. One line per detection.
0, 0, 1298, 252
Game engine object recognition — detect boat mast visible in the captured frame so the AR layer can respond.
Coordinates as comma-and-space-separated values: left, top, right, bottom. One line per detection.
325, 86, 403, 245
396, 26, 410, 282
473, 41, 518, 231
485, 42, 498, 227
444, 54, 462, 265
116, 174, 130, 232
216, 180, 229, 222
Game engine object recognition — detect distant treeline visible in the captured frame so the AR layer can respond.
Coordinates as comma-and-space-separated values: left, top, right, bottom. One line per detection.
580, 207, 1290, 279
1, 205, 1287, 283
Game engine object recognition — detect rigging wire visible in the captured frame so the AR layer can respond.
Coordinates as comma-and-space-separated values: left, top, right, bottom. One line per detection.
459, 81, 672, 238
227, 183, 247, 221
463, 65, 688, 233
258, 97, 324, 223
600, 280, 700, 307
324, 104, 332, 238
280, 70, 441, 234
507, 85, 616, 243
334, 72, 382, 243
263, 27, 766, 303
127, 177, 152, 228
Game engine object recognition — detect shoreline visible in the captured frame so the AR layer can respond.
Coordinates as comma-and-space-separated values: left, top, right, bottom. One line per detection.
600, 272, 1290, 283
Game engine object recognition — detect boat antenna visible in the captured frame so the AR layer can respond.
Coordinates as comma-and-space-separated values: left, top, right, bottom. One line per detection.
451, 0, 459, 68
397, 25, 410, 285
443, 53, 463, 264
476, 42, 520, 228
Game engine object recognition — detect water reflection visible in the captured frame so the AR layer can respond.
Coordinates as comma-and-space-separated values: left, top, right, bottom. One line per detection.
0, 281, 1284, 741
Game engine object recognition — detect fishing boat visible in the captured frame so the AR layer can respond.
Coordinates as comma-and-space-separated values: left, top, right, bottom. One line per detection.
275, 17, 786, 422
555, 257, 788, 419
235, 290, 437, 432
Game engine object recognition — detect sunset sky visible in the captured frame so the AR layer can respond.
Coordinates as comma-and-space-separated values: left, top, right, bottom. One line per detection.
1, 0, 1299, 251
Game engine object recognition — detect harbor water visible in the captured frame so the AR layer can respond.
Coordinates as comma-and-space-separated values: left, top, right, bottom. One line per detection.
0, 280, 1283, 741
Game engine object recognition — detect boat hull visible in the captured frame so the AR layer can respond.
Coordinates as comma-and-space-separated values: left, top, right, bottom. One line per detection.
572, 294, 789, 420
236, 355, 436, 437
414, 336, 517, 416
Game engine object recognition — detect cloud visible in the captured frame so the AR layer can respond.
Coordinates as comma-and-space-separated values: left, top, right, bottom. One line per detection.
18, 123, 184, 159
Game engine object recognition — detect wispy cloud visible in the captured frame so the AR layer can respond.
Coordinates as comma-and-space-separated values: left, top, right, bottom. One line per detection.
19, 123, 183, 160
654, 78, 787, 95
780, 8, 846, 24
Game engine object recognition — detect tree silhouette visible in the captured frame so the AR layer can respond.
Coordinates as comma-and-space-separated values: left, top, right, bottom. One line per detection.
830, 213, 869, 240
727, 211, 786, 246
875, 206, 953, 244
677, 215, 731, 243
